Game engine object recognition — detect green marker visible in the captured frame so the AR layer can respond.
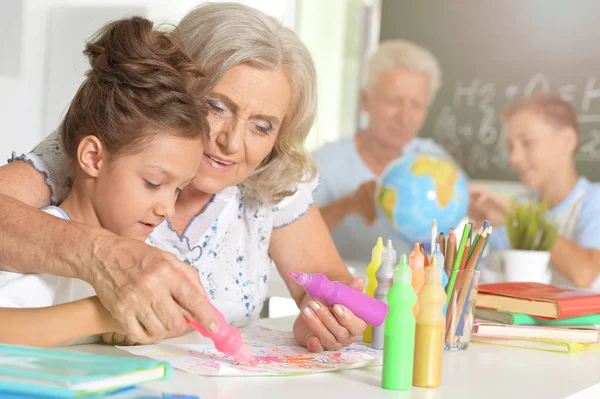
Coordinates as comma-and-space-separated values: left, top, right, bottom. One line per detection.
382, 254, 417, 391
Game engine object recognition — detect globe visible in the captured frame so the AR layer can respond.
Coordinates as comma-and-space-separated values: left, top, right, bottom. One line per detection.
375, 152, 469, 244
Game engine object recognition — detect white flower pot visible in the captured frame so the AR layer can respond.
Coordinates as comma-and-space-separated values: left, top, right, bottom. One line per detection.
502, 250, 552, 284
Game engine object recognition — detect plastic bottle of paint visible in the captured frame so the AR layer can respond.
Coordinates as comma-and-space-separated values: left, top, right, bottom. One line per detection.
179, 269, 257, 366
412, 262, 446, 388
363, 237, 385, 343
287, 272, 388, 327
187, 302, 257, 366
430, 247, 449, 317
409, 243, 425, 317
371, 240, 396, 349
382, 255, 417, 391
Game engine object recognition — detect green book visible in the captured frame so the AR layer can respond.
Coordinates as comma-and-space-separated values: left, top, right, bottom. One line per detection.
0, 343, 172, 398
475, 308, 600, 326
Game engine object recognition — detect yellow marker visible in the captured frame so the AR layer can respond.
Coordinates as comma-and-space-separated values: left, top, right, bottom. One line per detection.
363, 237, 384, 343
413, 256, 447, 388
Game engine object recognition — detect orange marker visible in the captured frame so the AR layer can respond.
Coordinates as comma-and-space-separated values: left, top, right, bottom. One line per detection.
409, 243, 425, 317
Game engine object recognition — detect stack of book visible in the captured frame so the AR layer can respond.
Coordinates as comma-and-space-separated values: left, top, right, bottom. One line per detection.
0, 344, 172, 397
472, 282, 600, 353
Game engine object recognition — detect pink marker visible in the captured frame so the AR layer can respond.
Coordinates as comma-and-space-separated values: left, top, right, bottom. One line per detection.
187, 302, 258, 366
287, 271, 388, 327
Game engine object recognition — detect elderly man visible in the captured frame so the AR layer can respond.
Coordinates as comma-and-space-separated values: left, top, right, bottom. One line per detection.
313, 40, 447, 262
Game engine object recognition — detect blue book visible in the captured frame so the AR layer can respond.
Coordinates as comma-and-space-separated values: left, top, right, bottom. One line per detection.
0, 344, 172, 398
0, 387, 197, 399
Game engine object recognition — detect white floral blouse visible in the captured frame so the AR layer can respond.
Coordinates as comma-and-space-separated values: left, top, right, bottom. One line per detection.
9, 131, 319, 326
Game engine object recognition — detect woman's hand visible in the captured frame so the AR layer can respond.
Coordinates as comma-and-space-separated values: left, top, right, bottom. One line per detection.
100, 261, 201, 346
469, 184, 510, 228
90, 237, 217, 345
292, 277, 367, 352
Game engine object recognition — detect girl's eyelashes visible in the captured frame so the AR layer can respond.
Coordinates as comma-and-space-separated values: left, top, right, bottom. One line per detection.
145, 180, 160, 190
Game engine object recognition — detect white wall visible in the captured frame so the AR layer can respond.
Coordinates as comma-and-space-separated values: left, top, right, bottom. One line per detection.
0, 0, 296, 164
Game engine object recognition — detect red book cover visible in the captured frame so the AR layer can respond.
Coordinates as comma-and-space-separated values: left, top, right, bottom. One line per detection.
478, 282, 600, 319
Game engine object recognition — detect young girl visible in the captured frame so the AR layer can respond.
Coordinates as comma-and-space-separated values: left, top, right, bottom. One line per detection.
0, 16, 209, 347
470, 93, 600, 289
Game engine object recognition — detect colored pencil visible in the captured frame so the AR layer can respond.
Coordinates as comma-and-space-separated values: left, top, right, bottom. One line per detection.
464, 228, 488, 270
438, 232, 446, 259
455, 228, 489, 337
459, 236, 471, 270
444, 223, 471, 307
475, 226, 493, 270
444, 229, 456, 276
466, 226, 483, 263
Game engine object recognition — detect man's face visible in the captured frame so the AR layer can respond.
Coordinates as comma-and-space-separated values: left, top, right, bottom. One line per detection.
362, 67, 431, 151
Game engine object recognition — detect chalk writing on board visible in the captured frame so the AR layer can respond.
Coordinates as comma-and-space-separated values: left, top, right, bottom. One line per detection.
434, 73, 600, 177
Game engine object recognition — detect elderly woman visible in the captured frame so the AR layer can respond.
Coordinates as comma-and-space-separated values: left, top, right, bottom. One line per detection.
313, 40, 448, 262
0, 2, 365, 351
470, 94, 600, 289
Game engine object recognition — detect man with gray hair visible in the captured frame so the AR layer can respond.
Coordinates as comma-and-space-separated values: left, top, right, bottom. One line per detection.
313, 40, 449, 262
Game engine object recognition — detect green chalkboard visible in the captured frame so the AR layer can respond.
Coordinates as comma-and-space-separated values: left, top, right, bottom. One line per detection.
380, 0, 600, 181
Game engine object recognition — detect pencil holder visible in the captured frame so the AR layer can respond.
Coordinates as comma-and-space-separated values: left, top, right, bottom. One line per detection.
444, 269, 480, 350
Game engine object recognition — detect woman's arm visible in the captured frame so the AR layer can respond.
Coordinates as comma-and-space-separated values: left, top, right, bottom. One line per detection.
271, 205, 353, 304
0, 162, 219, 344
270, 205, 367, 352
551, 237, 600, 288
0, 296, 119, 347
0, 159, 53, 208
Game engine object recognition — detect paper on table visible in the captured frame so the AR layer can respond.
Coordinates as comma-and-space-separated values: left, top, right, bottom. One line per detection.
117, 325, 381, 376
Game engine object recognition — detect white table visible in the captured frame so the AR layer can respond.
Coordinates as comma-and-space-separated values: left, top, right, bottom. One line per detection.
67, 316, 600, 399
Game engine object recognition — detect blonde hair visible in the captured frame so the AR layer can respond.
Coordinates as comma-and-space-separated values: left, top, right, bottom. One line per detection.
363, 40, 441, 103
177, 2, 317, 203
503, 93, 579, 139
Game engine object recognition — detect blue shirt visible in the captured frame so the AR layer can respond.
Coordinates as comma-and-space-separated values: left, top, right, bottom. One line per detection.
312, 135, 449, 263
488, 177, 600, 288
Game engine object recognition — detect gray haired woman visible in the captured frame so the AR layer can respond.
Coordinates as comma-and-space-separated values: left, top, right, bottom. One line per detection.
0, 2, 366, 351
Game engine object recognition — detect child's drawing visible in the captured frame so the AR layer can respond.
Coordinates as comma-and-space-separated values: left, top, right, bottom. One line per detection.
118, 325, 382, 376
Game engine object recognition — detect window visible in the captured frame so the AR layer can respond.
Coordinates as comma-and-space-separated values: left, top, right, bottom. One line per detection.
296, 0, 381, 152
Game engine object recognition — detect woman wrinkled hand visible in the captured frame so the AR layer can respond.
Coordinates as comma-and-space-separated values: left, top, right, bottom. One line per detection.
102, 260, 199, 346
293, 277, 367, 352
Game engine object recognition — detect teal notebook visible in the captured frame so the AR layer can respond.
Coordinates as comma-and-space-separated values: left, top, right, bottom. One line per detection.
0, 344, 172, 398
475, 308, 600, 326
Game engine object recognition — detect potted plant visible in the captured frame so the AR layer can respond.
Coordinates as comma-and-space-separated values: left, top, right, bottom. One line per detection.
502, 200, 559, 283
